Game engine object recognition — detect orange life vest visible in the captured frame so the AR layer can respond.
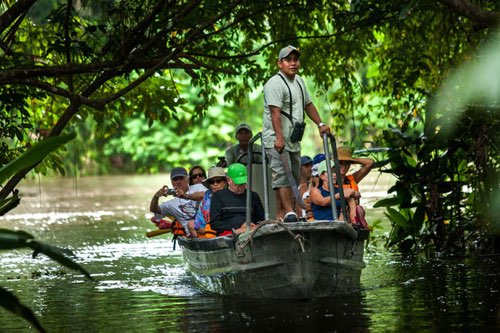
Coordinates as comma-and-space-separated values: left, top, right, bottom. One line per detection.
171, 220, 186, 236
197, 223, 217, 239
343, 175, 359, 191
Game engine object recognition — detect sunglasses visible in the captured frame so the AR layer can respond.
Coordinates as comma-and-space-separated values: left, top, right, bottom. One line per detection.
191, 173, 204, 179
208, 178, 225, 185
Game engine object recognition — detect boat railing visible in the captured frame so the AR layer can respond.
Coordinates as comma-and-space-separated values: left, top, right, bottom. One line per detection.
322, 133, 349, 222
245, 132, 270, 229
244, 131, 349, 229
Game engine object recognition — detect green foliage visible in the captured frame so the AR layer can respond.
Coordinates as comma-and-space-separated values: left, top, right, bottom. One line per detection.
0, 133, 75, 184
376, 103, 499, 255
0, 287, 46, 333
0, 228, 92, 332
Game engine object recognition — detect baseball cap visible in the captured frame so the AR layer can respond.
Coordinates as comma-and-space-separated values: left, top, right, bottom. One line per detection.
235, 123, 252, 138
170, 167, 188, 179
278, 45, 300, 60
227, 163, 247, 185
312, 153, 325, 165
300, 155, 313, 165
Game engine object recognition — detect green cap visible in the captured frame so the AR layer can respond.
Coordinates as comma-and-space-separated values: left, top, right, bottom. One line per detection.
227, 163, 247, 185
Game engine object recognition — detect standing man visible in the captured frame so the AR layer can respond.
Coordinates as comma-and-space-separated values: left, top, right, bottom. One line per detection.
263, 45, 330, 222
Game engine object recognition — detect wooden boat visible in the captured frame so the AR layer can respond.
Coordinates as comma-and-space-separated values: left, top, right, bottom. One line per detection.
177, 132, 369, 299
177, 220, 369, 299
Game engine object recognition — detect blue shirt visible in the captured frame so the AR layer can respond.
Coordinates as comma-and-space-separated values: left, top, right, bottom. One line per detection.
311, 186, 340, 221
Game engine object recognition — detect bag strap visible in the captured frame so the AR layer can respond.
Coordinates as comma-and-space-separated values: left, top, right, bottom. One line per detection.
277, 73, 305, 124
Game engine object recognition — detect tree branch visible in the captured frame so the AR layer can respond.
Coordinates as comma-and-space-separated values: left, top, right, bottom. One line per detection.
98, 0, 243, 106
6, 78, 106, 110
439, 0, 500, 29
0, 0, 38, 35
0, 58, 200, 82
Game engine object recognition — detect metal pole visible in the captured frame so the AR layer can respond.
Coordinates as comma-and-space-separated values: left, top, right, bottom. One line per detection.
322, 133, 338, 220
261, 137, 270, 220
326, 133, 349, 222
245, 133, 263, 229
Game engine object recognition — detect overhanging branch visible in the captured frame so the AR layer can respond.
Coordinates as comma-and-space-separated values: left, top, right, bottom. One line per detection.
439, 0, 500, 29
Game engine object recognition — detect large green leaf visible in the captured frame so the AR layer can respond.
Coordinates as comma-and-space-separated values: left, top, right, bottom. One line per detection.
0, 228, 34, 250
0, 229, 93, 280
386, 207, 411, 229
0, 133, 76, 185
28, 240, 93, 280
373, 196, 399, 208
0, 287, 46, 333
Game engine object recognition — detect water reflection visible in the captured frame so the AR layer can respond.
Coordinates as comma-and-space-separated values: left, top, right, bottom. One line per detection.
0, 175, 499, 332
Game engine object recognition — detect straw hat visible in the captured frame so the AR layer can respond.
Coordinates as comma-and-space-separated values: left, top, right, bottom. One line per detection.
337, 147, 360, 164
202, 167, 226, 188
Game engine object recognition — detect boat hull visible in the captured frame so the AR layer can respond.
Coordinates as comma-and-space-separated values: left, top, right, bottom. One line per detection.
178, 221, 368, 299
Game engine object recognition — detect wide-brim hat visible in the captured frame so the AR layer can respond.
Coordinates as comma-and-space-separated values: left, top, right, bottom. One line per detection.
337, 147, 360, 164
202, 167, 226, 188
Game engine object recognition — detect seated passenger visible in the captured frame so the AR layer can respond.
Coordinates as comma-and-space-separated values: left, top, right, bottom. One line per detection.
297, 155, 313, 220
223, 123, 263, 166
310, 160, 342, 221
336, 147, 374, 225
150, 167, 207, 235
210, 163, 265, 236
187, 167, 227, 238
189, 165, 207, 185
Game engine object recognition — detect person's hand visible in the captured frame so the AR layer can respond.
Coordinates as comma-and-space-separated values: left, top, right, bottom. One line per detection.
318, 124, 331, 135
274, 137, 285, 153
155, 186, 168, 198
343, 188, 355, 198
176, 188, 187, 199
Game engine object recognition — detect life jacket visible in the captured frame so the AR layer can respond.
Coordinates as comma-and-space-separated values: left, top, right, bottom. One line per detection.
197, 223, 217, 239
343, 175, 359, 191
171, 219, 185, 236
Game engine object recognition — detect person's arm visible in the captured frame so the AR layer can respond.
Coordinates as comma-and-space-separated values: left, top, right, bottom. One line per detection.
351, 157, 375, 184
176, 184, 206, 201
150, 187, 167, 214
304, 103, 330, 136
179, 191, 205, 202
269, 105, 285, 153
310, 186, 340, 206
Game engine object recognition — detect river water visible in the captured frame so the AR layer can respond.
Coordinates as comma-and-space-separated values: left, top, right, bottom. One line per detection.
0, 174, 499, 332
